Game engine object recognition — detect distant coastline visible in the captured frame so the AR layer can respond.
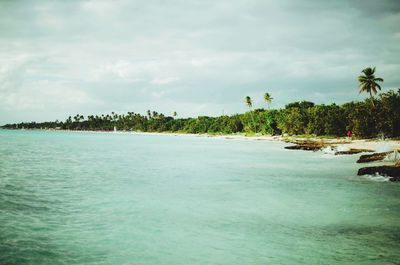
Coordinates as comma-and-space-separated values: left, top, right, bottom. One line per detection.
2, 89, 400, 140
2, 88, 400, 181
3, 127, 400, 152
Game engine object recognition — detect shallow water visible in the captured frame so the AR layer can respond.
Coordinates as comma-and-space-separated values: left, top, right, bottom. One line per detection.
1, 130, 399, 265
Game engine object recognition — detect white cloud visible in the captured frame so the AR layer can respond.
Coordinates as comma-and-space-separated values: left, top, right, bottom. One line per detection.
1, 76, 97, 112
150, 77, 179, 85
190, 58, 212, 67
0, 0, 399, 123
104, 60, 135, 79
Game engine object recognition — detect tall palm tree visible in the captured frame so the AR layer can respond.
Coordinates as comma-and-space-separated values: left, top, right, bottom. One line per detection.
245, 96, 252, 108
173, 111, 177, 118
358, 67, 384, 105
264, 92, 273, 109
244, 96, 256, 132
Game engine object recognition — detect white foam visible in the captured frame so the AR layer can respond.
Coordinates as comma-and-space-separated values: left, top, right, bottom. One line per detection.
375, 142, 394, 153
321, 146, 335, 155
384, 150, 400, 162
359, 173, 391, 182
336, 145, 350, 152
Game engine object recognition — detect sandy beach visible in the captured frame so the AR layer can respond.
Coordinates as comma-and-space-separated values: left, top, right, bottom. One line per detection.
127, 131, 400, 152
25, 128, 400, 153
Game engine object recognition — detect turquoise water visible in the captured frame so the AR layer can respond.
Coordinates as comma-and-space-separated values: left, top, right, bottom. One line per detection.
1, 130, 399, 265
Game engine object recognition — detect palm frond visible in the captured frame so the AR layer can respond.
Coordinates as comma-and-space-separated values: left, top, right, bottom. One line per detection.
358, 76, 367, 82
245, 96, 252, 108
358, 67, 383, 100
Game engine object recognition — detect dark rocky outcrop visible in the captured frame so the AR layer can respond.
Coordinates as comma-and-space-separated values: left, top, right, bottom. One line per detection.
357, 165, 400, 182
284, 140, 330, 151
356, 151, 392, 163
284, 144, 323, 151
334, 148, 374, 155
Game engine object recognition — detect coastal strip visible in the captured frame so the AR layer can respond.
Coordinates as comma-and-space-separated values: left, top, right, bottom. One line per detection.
3, 128, 400, 181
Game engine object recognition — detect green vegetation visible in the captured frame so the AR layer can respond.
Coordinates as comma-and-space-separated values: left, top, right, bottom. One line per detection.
2, 68, 399, 139
2, 89, 399, 139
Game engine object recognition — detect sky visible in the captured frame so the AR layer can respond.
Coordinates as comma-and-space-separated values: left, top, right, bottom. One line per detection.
0, 0, 399, 124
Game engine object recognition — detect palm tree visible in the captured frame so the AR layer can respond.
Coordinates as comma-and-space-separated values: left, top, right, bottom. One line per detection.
73, 114, 80, 123
173, 111, 177, 118
358, 67, 384, 105
152, 111, 158, 119
245, 96, 252, 108
264, 92, 273, 109
244, 96, 256, 132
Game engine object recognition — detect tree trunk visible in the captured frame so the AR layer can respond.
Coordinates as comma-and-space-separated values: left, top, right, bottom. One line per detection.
370, 91, 375, 107
249, 109, 256, 132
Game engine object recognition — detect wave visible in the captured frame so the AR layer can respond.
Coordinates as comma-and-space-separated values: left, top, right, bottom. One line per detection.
336, 145, 350, 152
383, 150, 400, 163
358, 173, 391, 182
321, 146, 336, 155
375, 142, 394, 153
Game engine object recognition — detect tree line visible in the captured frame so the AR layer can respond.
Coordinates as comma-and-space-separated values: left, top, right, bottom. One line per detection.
2, 67, 399, 138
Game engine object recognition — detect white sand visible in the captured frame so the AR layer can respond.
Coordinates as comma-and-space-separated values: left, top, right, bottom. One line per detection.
339, 140, 400, 152
39, 129, 400, 152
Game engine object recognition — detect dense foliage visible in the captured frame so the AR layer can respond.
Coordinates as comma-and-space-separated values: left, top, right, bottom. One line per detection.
2, 89, 400, 139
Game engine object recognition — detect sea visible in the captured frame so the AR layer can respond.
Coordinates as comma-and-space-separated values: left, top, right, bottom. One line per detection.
1, 130, 399, 265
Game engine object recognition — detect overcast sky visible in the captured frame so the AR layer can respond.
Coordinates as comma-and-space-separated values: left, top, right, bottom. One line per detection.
1, 0, 399, 124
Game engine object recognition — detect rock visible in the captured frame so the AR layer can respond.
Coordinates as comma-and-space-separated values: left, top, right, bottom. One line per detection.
357, 165, 400, 182
285, 140, 334, 151
356, 151, 392, 163
335, 149, 374, 155
284, 140, 327, 151
284, 144, 323, 151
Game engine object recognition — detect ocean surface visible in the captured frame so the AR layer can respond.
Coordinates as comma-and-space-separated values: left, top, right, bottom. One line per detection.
1, 130, 399, 265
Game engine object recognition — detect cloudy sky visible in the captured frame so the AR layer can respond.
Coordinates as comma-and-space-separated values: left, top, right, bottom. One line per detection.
1, 0, 399, 124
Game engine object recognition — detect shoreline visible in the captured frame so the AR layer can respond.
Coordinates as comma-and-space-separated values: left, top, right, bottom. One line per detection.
2, 128, 400, 180
3, 128, 400, 152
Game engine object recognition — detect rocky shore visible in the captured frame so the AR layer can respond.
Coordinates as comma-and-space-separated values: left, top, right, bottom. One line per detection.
284, 138, 400, 182
283, 139, 374, 155
284, 140, 330, 151
356, 151, 400, 181
356, 152, 393, 163
357, 165, 400, 181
